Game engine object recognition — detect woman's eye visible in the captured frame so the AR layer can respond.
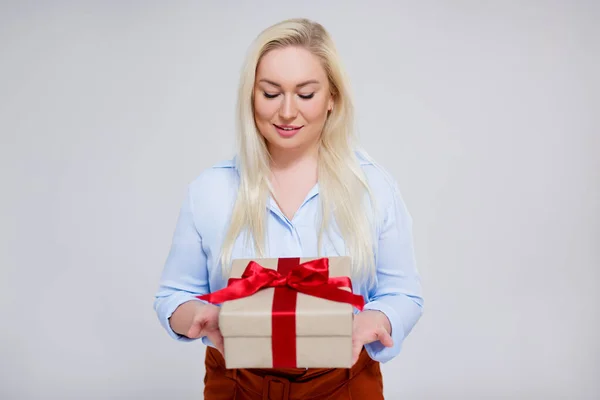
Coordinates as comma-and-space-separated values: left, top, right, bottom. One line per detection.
262, 92, 314, 100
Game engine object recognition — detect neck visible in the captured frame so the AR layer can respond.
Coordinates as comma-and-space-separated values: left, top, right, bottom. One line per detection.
267, 141, 319, 172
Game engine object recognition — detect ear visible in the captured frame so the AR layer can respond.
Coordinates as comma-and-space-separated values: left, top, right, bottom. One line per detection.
327, 95, 334, 112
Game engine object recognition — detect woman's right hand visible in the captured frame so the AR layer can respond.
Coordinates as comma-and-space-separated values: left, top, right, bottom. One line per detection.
187, 302, 224, 355
170, 300, 224, 356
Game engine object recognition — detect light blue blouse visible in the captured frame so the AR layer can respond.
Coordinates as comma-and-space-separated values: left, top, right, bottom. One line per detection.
153, 152, 423, 364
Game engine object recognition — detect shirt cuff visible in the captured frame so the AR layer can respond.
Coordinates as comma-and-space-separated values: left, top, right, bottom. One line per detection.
362, 300, 405, 363
154, 291, 207, 342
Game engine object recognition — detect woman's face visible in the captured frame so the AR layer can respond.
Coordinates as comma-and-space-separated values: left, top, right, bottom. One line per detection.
253, 46, 333, 154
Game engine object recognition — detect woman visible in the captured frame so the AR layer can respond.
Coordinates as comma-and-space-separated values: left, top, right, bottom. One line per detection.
154, 18, 423, 399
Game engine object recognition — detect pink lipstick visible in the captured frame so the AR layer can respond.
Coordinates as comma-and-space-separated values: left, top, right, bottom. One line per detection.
274, 124, 303, 137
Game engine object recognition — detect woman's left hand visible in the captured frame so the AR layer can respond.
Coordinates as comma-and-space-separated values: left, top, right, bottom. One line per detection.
351, 310, 393, 365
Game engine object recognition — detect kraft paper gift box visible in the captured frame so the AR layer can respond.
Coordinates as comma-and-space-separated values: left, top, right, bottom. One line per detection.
198, 256, 364, 369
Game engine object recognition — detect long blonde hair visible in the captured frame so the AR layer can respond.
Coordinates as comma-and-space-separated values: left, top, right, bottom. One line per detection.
220, 18, 377, 286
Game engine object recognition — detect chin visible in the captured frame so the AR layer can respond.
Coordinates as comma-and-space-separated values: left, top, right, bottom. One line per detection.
267, 137, 306, 150
259, 125, 319, 152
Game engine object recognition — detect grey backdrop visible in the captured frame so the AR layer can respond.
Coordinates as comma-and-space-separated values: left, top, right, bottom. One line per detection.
1, 1, 598, 399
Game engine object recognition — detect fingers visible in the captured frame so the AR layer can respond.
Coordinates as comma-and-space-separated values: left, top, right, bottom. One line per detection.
351, 324, 393, 367
210, 331, 225, 357
351, 340, 363, 366
377, 325, 394, 348
187, 303, 220, 339
186, 320, 203, 339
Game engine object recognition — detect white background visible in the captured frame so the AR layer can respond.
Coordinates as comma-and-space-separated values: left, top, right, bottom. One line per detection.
1, 1, 598, 399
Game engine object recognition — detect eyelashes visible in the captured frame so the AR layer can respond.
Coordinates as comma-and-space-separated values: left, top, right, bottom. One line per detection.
263, 92, 315, 100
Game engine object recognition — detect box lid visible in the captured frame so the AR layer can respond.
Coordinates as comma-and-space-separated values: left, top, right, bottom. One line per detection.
219, 257, 355, 338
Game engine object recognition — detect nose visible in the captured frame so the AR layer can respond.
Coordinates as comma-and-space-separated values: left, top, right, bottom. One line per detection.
278, 94, 298, 120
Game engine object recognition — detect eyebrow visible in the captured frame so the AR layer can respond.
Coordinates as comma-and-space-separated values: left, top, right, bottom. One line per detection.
258, 79, 320, 88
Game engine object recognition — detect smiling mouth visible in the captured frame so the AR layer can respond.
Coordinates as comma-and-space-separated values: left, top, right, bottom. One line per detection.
273, 124, 303, 131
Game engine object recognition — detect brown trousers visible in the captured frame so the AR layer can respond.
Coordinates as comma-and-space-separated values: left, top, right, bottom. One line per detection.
203, 347, 384, 399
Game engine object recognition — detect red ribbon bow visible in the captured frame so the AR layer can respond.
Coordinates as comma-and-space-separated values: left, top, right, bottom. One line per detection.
198, 257, 364, 310
197, 257, 364, 368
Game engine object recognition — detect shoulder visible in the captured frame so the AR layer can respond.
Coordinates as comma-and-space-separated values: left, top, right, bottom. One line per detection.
355, 149, 400, 199
185, 156, 239, 220
188, 156, 239, 194
354, 149, 412, 226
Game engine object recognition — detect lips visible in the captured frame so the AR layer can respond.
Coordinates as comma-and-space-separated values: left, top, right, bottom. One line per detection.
273, 124, 303, 137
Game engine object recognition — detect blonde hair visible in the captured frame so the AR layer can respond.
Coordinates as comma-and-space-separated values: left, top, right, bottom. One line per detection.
220, 18, 377, 286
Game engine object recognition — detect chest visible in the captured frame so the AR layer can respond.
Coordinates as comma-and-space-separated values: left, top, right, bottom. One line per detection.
271, 176, 317, 221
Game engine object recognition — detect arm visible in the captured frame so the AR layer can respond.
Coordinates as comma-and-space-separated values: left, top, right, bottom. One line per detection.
362, 182, 424, 363
153, 184, 211, 342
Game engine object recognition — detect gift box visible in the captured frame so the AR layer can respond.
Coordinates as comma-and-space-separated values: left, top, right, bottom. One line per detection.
199, 256, 364, 369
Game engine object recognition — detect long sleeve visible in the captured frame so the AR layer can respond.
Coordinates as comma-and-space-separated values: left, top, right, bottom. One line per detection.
363, 181, 424, 363
153, 185, 210, 342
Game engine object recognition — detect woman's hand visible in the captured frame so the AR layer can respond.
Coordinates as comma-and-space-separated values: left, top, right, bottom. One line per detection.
187, 303, 224, 354
170, 300, 224, 356
351, 310, 393, 365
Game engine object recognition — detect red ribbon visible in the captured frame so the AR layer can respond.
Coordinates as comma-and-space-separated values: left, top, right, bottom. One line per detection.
197, 257, 364, 368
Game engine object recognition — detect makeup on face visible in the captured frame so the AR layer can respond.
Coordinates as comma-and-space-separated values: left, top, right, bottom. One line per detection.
253, 46, 333, 149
